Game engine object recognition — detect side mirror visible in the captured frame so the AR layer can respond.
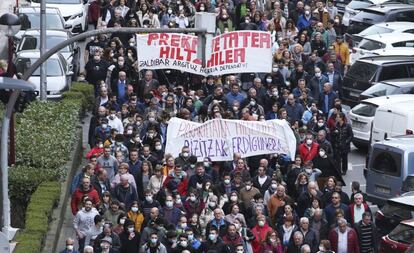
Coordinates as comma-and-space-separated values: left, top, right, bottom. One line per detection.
67, 71, 74, 76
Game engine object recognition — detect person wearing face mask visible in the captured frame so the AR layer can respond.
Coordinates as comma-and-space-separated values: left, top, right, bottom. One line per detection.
239, 15, 259, 30
239, 178, 261, 211
297, 5, 312, 31
184, 190, 205, 220
298, 132, 319, 163
161, 8, 176, 28
119, 218, 141, 253
200, 227, 229, 252
172, 234, 195, 253
97, 236, 117, 253
264, 179, 279, 206
127, 201, 145, 232
309, 67, 329, 100
139, 231, 168, 253
85, 51, 110, 94
59, 237, 80, 253
160, 195, 181, 227
251, 214, 273, 253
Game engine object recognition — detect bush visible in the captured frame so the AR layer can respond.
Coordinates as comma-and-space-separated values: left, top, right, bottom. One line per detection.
70, 82, 94, 110
14, 182, 61, 253
15, 100, 79, 170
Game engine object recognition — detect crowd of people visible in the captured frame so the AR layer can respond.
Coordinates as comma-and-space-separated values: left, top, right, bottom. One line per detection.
61, 0, 379, 252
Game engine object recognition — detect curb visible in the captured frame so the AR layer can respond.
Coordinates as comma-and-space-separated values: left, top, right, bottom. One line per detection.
41, 125, 83, 253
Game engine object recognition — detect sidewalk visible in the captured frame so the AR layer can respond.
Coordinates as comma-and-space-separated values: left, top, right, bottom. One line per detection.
54, 113, 91, 253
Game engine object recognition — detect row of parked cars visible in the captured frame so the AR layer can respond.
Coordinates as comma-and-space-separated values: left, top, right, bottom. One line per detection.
12, 0, 88, 98
336, 0, 414, 251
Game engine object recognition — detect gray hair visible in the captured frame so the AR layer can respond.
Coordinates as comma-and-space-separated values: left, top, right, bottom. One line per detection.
337, 218, 347, 226
301, 244, 311, 253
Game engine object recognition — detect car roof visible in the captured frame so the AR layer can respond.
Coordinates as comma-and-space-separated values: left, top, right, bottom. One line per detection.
21, 29, 70, 37
360, 94, 414, 106
362, 32, 414, 43
360, 3, 414, 12
18, 7, 60, 13
374, 135, 414, 151
357, 55, 414, 65
388, 195, 414, 207
380, 78, 414, 87
373, 21, 414, 30
16, 50, 61, 59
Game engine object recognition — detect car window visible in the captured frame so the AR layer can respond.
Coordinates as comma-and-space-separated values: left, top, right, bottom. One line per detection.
404, 29, 414, 34
398, 87, 414, 94
359, 26, 393, 37
20, 35, 71, 52
364, 82, 398, 97
392, 40, 414, 48
371, 149, 402, 177
347, 62, 378, 81
18, 13, 64, 30
379, 65, 409, 81
15, 58, 63, 76
388, 223, 414, 244
394, 11, 414, 22
351, 103, 378, 117
402, 174, 414, 192
359, 39, 385, 50
381, 203, 413, 219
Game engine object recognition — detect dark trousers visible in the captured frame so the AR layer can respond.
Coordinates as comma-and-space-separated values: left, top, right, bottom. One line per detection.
78, 237, 86, 252
335, 151, 349, 174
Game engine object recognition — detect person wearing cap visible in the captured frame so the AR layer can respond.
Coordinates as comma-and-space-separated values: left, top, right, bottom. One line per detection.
332, 35, 350, 72
93, 223, 121, 252
97, 236, 117, 253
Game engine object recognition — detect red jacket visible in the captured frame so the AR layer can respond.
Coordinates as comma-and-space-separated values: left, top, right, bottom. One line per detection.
298, 142, 319, 162
71, 186, 100, 215
348, 203, 371, 225
328, 227, 360, 253
251, 223, 273, 253
88, 1, 101, 23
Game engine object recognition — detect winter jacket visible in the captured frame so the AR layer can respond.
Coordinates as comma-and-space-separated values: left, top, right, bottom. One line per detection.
298, 142, 319, 163
251, 223, 273, 253
328, 227, 360, 253
331, 122, 353, 154
71, 186, 100, 215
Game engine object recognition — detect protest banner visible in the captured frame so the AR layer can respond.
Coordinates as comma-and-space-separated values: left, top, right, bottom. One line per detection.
136, 31, 272, 76
165, 118, 297, 161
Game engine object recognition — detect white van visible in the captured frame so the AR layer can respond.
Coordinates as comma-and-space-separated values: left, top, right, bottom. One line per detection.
371, 101, 414, 145
349, 94, 414, 149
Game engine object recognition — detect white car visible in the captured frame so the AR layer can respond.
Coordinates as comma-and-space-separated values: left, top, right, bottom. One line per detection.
348, 22, 414, 48
349, 94, 414, 148
17, 29, 81, 77
14, 50, 73, 99
30, 0, 89, 33
350, 33, 414, 64
342, 0, 388, 26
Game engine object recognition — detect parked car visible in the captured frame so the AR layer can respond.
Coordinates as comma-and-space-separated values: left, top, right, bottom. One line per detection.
360, 78, 414, 100
380, 219, 414, 253
366, 135, 414, 204
17, 29, 81, 78
343, 0, 388, 26
348, 94, 414, 148
29, 0, 89, 33
341, 56, 414, 107
334, 0, 353, 13
350, 33, 414, 64
370, 100, 414, 145
15, 7, 65, 41
376, 196, 414, 236
346, 22, 414, 48
347, 4, 414, 35
14, 50, 73, 99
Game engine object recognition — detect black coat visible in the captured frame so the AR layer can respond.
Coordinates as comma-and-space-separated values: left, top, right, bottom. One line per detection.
354, 220, 379, 253
331, 122, 353, 153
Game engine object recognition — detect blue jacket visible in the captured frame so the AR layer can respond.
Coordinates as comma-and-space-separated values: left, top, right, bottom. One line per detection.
283, 102, 305, 123
297, 14, 311, 30
318, 91, 338, 114
59, 249, 80, 253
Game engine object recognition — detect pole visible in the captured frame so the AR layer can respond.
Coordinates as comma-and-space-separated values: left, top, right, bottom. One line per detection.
39, 0, 47, 101
1, 90, 19, 240
7, 37, 16, 166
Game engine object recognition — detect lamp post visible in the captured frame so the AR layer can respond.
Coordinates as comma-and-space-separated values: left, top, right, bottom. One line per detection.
0, 78, 34, 245
0, 13, 20, 166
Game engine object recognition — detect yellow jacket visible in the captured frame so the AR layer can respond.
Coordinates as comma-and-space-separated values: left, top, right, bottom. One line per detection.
127, 210, 144, 232
333, 41, 350, 66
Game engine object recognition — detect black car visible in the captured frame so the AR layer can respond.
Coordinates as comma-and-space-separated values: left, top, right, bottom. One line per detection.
348, 4, 414, 35
341, 56, 414, 107
375, 194, 414, 237
359, 78, 414, 100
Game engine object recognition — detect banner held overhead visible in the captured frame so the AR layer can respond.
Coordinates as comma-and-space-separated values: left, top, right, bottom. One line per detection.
165, 118, 297, 161
136, 31, 272, 76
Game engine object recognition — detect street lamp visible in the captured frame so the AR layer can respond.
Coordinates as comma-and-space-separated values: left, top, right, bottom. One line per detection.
0, 13, 21, 166
0, 77, 34, 247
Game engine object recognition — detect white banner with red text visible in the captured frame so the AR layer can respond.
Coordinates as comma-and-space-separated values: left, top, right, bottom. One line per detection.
136, 31, 272, 76
165, 118, 296, 162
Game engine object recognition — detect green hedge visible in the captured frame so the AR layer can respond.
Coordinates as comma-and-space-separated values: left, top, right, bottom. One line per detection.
14, 182, 61, 253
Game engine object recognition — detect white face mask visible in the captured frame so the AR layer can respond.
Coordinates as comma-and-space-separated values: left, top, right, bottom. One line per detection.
306, 139, 313, 145
315, 72, 322, 78
189, 196, 196, 202
128, 227, 134, 233
146, 196, 153, 202
266, 78, 272, 83
233, 106, 239, 111
305, 10, 310, 15
166, 201, 173, 208
250, 100, 256, 106
66, 245, 74, 251
175, 198, 182, 204
258, 220, 265, 227
317, 122, 324, 127
319, 151, 326, 157
127, 130, 133, 135
120, 218, 126, 225
181, 223, 187, 229
168, 9, 173, 14
200, 6, 205, 11
273, 91, 279, 97
182, 152, 189, 158
180, 240, 188, 247
224, 179, 231, 185
209, 201, 216, 208
155, 145, 162, 151
230, 196, 238, 202
273, 67, 278, 72
203, 162, 210, 167
271, 183, 278, 189
246, 185, 252, 191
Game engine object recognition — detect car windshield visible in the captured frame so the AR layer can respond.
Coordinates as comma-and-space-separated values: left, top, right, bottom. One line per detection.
20, 36, 70, 52
356, 9, 387, 22
18, 13, 64, 30
402, 175, 414, 192
347, 62, 378, 81
388, 223, 414, 244
381, 203, 413, 219
32, 0, 81, 3
363, 82, 398, 97
359, 25, 393, 37
15, 58, 63, 76
359, 38, 385, 50
351, 102, 378, 117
